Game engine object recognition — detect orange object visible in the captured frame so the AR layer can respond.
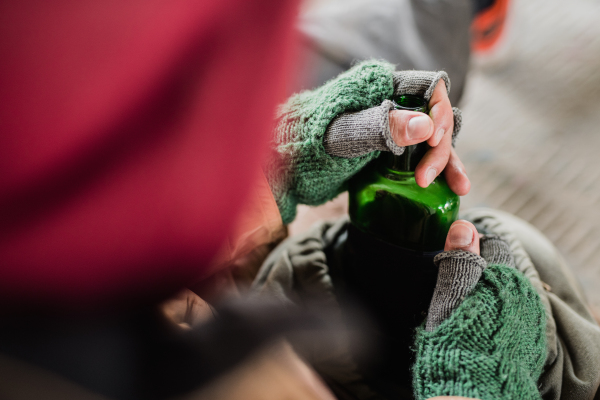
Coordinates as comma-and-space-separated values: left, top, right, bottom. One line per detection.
471, 0, 510, 53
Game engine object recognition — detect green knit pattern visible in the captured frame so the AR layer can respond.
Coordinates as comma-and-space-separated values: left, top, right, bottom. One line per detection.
266, 60, 395, 224
413, 264, 547, 400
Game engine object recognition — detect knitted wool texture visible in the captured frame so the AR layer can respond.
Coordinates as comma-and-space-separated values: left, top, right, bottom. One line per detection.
413, 264, 547, 400
323, 100, 401, 158
266, 60, 395, 224
426, 250, 488, 332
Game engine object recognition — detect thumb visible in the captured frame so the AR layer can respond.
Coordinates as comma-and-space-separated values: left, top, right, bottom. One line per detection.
444, 220, 480, 255
389, 110, 434, 147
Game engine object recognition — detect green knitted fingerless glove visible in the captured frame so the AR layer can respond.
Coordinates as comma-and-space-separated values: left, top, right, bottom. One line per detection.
413, 264, 547, 400
265, 60, 395, 224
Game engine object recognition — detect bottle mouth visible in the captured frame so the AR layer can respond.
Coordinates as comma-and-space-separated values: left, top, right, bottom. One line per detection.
392, 94, 427, 112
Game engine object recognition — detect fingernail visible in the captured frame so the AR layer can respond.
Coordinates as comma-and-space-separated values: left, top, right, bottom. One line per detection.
435, 128, 445, 144
407, 116, 431, 140
449, 224, 473, 248
426, 167, 437, 186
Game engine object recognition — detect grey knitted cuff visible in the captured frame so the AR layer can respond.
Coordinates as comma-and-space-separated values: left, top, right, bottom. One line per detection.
394, 70, 462, 138
392, 70, 450, 102
452, 106, 462, 143
425, 250, 487, 332
323, 100, 404, 158
480, 234, 516, 268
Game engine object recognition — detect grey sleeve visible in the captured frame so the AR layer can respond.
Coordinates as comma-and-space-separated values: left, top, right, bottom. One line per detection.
296, 0, 472, 105
392, 70, 450, 101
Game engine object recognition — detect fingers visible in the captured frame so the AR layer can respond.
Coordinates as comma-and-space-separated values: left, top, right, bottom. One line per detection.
427, 80, 454, 147
415, 125, 451, 188
415, 131, 470, 194
391, 78, 469, 195
389, 109, 434, 147
444, 147, 471, 196
444, 220, 480, 255
402, 79, 469, 192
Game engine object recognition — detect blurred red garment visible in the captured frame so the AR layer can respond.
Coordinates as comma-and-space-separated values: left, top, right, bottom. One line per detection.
0, 0, 299, 312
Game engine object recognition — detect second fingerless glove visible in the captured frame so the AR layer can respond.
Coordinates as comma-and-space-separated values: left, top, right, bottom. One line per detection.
414, 236, 546, 400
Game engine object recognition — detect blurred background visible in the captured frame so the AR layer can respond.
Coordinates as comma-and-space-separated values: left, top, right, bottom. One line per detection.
290, 0, 600, 316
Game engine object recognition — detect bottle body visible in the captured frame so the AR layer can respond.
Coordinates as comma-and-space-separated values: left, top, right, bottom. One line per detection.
339, 95, 460, 392
348, 151, 459, 252
343, 151, 459, 392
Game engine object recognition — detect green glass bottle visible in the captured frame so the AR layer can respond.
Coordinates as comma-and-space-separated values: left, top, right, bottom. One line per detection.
336, 95, 460, 393
348, 95, 459, 252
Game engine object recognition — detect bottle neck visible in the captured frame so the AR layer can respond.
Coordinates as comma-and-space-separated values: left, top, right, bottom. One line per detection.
379, 143, 430, 173
384, 94, 429, 172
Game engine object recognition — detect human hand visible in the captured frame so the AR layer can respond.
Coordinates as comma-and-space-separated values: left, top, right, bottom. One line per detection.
389, 80, 470, 196
276, 61, 470, 224
418, 224, 496, 399
418, 220, 539, 400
